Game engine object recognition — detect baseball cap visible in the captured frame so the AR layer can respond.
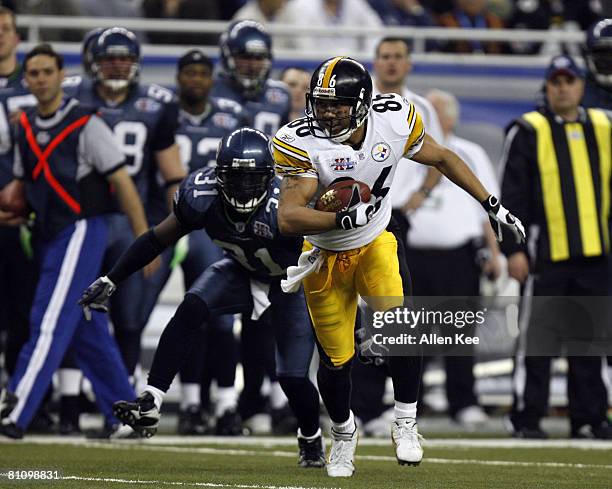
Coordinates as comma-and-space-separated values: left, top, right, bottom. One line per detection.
545, 55, 584, 81
177, 49, 212, 72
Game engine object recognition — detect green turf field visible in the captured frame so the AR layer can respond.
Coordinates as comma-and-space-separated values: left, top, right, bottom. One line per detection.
0, 436, 611, 489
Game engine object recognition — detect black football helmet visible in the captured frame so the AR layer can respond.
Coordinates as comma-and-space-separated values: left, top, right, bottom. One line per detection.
91, 27, 141, 91
81, 27, 104, 78
216, 128, 275, 214
220, 20, 272, 97
585, 18, 612, 89
305, 56, 372, 143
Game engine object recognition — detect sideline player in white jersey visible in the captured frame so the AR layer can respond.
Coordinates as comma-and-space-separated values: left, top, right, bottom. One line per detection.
272, 56, 525, 477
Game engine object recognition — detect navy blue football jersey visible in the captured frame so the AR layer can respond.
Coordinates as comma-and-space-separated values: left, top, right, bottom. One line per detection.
173, 167, 302, 280
176, 97, 246, 173
63, 77, 178, 224
582, 76, 612, 110
0, 68, 36, 188
210, 74, 290, 137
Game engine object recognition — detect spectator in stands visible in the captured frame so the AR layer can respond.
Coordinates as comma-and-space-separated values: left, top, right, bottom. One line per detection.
368, 0, 438, 51
507, 0, 601, 55
368, 0, 436, 28
233, 0, 295, 23
74, 0, 141, 18
280, 66, 310, 121
233, 0, 298, 48
437, 0, 506, 54
286, 0, 384, 54
142, 0, 221, 45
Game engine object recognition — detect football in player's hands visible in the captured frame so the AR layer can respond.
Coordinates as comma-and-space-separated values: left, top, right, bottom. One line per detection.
0, 180, 28, 217
314, 178, 371, 212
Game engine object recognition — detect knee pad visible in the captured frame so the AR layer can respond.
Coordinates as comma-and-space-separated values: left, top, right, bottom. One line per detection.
175, 293, 209, 330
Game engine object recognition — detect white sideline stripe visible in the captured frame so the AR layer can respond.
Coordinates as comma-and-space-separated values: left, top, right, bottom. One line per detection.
0, 474, 336, 489
2, 439, 612, 471
3, 435, 612, 450
11, 220, 87, 422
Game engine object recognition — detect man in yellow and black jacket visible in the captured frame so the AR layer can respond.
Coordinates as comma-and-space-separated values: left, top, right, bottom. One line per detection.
501, 54, 612, 440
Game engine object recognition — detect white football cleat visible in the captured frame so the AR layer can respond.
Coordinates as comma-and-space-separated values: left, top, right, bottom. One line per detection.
392, 418, 423, 466
326, 426, 358, 477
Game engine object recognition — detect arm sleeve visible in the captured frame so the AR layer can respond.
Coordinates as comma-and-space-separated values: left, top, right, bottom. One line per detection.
107, 229, 165, 284
500, 123, 532, 256
82, 115, 125, 175
152, 101, 179, 152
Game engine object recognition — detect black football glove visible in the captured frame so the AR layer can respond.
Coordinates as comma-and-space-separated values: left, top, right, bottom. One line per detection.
355, 325, 388, 366
482, 195, 526, 244
78, 276, 116, 321
336, 184, 377, 231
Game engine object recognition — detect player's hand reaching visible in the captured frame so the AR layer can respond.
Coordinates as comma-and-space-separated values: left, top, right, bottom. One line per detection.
336, 184, 377, 231
78, 276, 116, 321
482, 195, 526, 244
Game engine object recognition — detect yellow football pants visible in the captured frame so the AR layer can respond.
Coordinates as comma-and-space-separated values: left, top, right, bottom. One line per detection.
302, 231, 404, 367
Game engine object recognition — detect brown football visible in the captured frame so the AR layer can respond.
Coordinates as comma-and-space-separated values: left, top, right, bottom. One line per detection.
0, 180, 28, 217
314, 179, 371, 212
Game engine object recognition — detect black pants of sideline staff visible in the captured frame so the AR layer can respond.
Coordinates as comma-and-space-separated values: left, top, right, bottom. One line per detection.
511, 257, 610, 434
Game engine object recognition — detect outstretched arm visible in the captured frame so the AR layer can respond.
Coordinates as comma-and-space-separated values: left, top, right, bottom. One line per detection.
78, 213, 187, 319
410, 134, 525, 243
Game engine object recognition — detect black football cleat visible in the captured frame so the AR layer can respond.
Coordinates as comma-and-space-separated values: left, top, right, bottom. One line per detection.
215, 409, 243, 436
297, 430, 325, 468
112, 391, 159, 438
178, 405, 209, 435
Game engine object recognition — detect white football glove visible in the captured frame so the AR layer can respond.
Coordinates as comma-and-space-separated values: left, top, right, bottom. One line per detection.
482, 195, 526, 244
335, 184, 377, 231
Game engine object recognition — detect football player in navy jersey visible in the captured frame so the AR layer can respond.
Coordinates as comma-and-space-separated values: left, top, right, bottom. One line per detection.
63, 27, 186, 381
583, 18, 612, 109
212, 20, 290, 137
0, 6, 40, 423
79, 128, 325, 468
212, 20, 294, 430
173, 49, 247, 435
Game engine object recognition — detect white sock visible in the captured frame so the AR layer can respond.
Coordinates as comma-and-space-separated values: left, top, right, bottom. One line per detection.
180, 383, 200, 410
215, 387, 238, 417
394, 400, 417, 420
144, 385, 165, 410
270, 381, 288, 410
298, 427, 321, 440
58, 369, 82, 396
332, 410, 355, 434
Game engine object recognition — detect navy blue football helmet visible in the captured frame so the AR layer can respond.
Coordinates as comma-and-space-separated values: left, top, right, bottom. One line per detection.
81, 27, 104, 78
216, 128, 275, 214
585, 18, 612, 89
91, 27, 141, 90
220, 20, 272, 97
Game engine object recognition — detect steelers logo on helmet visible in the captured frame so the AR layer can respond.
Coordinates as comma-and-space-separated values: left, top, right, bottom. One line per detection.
216, 128, 275, 215
585, 18, 612, 89
91, 27, 140, 91
305, 57, 372, 143
220, 20, 272, 98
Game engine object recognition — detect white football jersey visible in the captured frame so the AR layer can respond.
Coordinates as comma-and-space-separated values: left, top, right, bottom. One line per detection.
272, 93, 424, 251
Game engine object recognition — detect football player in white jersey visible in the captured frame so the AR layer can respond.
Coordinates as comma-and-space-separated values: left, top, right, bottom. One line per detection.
272, 56, 525, 477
